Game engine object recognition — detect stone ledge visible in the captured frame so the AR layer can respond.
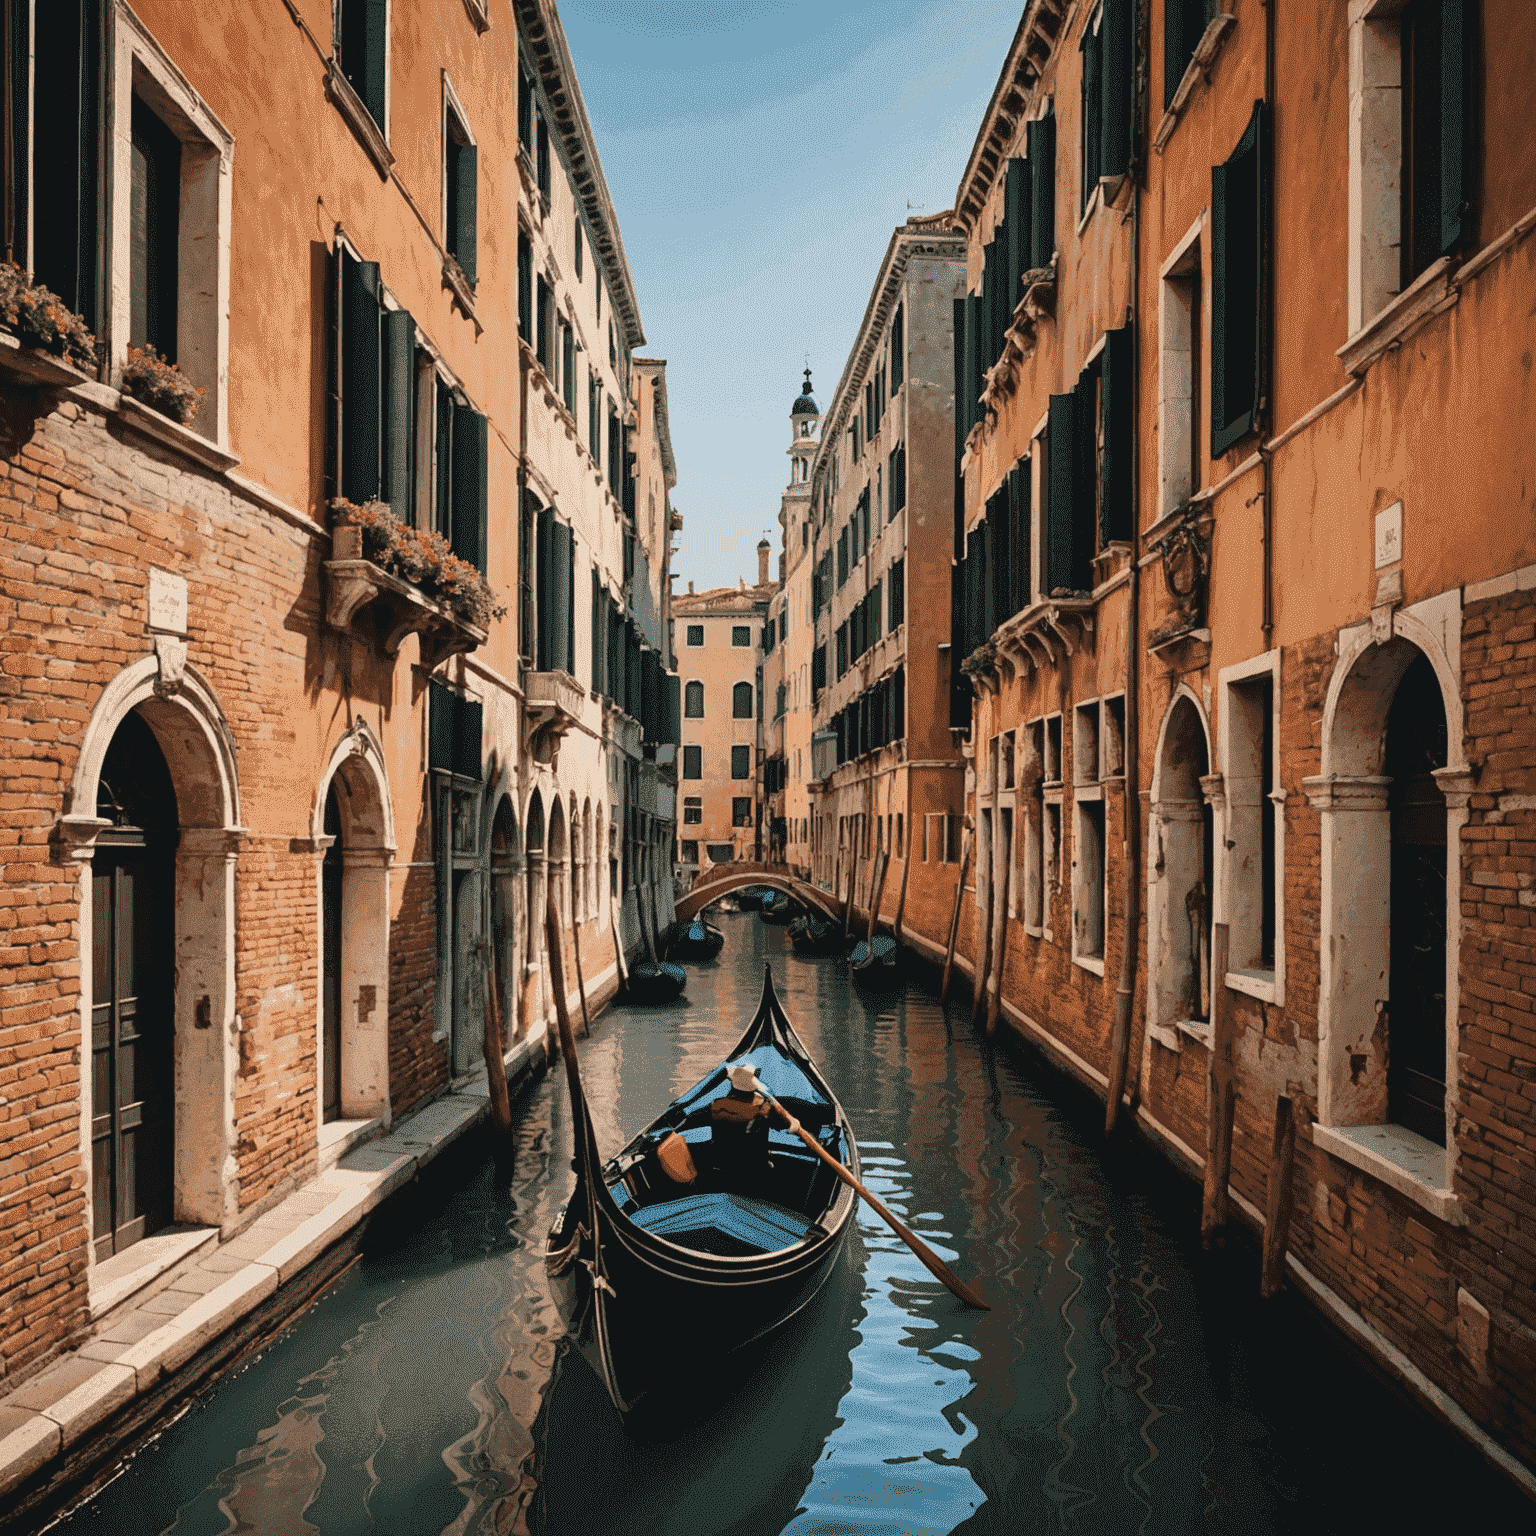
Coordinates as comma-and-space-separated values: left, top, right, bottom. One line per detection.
89, 1225, 220, 1321
1312, 1121, 1464, 1225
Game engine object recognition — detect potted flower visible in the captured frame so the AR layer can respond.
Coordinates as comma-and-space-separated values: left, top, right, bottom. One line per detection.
330, 498, 506, 630
122, 345, 204, 425
0, 262, 97, 370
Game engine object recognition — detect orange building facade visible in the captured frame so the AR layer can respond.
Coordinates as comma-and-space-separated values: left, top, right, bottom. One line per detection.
949, 0, 1536, 1490
0, 0, 676, 1400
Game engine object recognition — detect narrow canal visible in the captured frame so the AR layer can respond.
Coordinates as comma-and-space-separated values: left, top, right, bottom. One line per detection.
53, 914, 1525, 1534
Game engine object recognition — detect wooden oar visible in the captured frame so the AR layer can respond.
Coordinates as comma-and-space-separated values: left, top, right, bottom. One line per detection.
750, 1077, 989, 1311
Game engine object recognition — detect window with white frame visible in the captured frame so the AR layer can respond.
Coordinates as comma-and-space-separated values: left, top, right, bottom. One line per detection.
1220, 650, 1283, 996
1347, 0, 1475, 336
1022, 719, 1045, 930
1159, 220, 1203, 515
442, 77, 477, 288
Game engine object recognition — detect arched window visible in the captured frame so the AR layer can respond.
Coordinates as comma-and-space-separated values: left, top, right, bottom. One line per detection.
684, 680, 704, 717
732, 682, 753, 719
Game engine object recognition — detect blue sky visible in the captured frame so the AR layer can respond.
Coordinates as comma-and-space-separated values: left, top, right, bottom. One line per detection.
557, 0, 1023, 593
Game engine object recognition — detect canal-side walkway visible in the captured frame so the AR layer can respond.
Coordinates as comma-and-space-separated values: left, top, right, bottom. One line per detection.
0, 1033, 549, 1510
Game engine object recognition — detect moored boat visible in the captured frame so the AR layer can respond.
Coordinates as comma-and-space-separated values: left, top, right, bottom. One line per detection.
789, 914, 845, 956
546, 965, 859, 1415
669, 916, 725, 961
624, 959, 688, 1004
849, 934, 900, 988
757, 889, 799, 925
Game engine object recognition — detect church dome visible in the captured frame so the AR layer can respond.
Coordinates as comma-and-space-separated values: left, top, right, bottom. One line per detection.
791, 367, 818, 416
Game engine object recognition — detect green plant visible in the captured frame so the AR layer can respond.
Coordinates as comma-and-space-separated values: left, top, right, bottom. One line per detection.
0, 262, 97, 369
331, 498, 506, 630
122, 346, 205, 425
960, 641, 997, 680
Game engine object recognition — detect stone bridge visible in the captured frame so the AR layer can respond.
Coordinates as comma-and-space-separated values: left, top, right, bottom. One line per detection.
674, 861, 842, 923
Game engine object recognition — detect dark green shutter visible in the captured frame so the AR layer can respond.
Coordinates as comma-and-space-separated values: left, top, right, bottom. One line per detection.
1165, 0, 1204, 111
981, 240, 997, 367
1100, 325, 1133, 545
890, 304, 904, 392
382, 309, 414, 514
1081, 18, 1101, 208
455, 142, 477, 285
547, 521, 572, 673
1005, 157, 1031, 301
428, 682, 481, 780
1009, 462, 1030, 613
590, 568, 604, 692
664, 673, 681, 746
1211, 101, 1267, 457
627, 624, 641, 716
642, 650, 660, 740
341, 250, 381, 504
535, 506, 553, 669
1072, 372, 1098, 586
1028, 111, 1056, 270
450, 403, 487, 575
1439, 0, 1471, 255
517, 233, 532, 342
1101, 0, 1132, 180
1046, 392, 1077, 595
362, 0, 388, 130
965, 292, 981, 427
456, 696, 482, 780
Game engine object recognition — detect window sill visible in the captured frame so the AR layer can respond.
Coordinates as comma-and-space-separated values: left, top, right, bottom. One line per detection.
1153, 12, 1237, 155
324, 540, 488, 669
1312, 1122, 1463, 1225
1072, 951, 1106, 977
1337, 256, 1456, 378
1225, 966, 1281, 1005
461, 0, 491, 32
115, 394, 240, 473
1074, 783, 1104, 802
326, 59, 394, 180
0, 331, 95, 391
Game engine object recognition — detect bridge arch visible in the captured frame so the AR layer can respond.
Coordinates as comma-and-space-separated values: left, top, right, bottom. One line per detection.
675, 863, 841, 923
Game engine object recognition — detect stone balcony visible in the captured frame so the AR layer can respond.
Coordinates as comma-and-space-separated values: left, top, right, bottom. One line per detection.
324, 526, 488, 670
523, 669, 586, 765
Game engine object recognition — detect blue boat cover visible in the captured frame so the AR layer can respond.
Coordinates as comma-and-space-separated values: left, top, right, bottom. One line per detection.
630, 1191, 814, 1252
672, 1043, 826, 1114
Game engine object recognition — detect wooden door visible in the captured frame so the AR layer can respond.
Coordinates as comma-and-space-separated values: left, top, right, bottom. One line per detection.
91, 850, 173, 1260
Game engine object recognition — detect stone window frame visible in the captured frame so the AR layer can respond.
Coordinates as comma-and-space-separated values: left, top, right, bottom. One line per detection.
440, 69, 477, 306
1070, 697, 1108, 975
1158, 212, 1206, 517
1304, 588, 1468, 1222
108, 7, 235, 450
1217, 647, 1286, 1005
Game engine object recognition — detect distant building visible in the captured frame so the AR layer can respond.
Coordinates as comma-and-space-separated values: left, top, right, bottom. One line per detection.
674, 554, 775, 874
805, 217, 969, 949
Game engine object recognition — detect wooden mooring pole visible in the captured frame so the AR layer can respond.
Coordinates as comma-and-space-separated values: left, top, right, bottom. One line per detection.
867, 851, 890, 944
1261, 1095, 1302, 1298
570, 912, 593, 1039
841, 861, 856, 941
939, 828, 973, 1005
477, 940, 513, 1136
1200, 923, 1235, 1247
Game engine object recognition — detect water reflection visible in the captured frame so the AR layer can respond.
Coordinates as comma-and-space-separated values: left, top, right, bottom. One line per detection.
52, 914, 1529, 1536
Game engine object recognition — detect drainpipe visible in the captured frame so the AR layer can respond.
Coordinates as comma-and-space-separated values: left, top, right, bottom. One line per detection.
1105, 24, 1147, 1137
1259, 0, 1277, 650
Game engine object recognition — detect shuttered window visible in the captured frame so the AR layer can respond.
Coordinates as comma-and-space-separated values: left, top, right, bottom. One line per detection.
338, 0, 388, 133
446, 396, 488, 575
1005, 156, 1032, 304
731, 745, 751, 780
889, 444, 906, 518
536, 108, 551, 201
590, 568, 605, 693
1164, 0, 1210, 111
561, 323, 575, 412
129, 97, 179, 362
1403, 0, 1474, 282
1045, 392, 1081, 595
889, 558, 905, 632
382, 309, 414, 514
536, 274, 551, 370
1027, 109, 1056, 271
732, 682, 753, 720
889, 304, 904, 392
1211, 101, 1268, 457
683, 746, 702, 779
517, 233, 532, 342
338, 248, 382, 504
1100, 325, 1133, 545
539, 520, 574, 673
1081, 12, 1102, 210
1100, 0, 1132, 182
518, 68, 533, 151
445, 111, 476, 286
663, 673, 681, 746
684, 680, 704, 718
428, 681, 482, 780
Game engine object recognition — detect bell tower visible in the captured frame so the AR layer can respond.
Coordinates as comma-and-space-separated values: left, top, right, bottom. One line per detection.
788, 367, 819, 490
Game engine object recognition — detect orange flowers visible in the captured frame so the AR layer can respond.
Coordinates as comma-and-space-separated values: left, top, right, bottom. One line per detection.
123, 346, 206, 425
0, 262, 97, 369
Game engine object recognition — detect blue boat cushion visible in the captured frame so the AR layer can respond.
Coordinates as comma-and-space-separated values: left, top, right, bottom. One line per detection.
630, 1191, 814, 1256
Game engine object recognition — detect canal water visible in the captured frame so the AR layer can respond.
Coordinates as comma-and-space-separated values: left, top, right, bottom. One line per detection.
52, 914, 1526, 1534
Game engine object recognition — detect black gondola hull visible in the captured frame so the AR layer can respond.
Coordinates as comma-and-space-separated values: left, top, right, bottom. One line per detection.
669, 920, 725, 961
546, 966, 858, 1416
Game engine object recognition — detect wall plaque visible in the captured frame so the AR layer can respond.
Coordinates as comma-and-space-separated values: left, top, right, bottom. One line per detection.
148, 567, 188, 635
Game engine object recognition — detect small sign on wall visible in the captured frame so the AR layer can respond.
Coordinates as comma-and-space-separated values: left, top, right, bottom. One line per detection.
148, 567, 188, 635
1374, 502, 1403, 569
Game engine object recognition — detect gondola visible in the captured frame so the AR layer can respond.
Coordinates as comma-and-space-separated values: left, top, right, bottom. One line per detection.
669, 916, 724, 961
757, 889, 799, 925
735, 884, 772, 912
624, 958, 688, 1004
546, 965, 859, 1416
849, 934, 900, 988
789, 913, 845, 956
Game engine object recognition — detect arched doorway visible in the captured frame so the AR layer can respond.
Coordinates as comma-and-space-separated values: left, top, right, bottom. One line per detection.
91, 709, 177, 1259
321, 785, 342, 1123
490, 797, 522, 1047
1385, 653, 1448, 1142
548, 797, 568, 926
1149, 694, 1214, 1034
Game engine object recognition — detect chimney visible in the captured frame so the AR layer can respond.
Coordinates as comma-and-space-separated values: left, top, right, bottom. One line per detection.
687, 580, 695, 594
757, 539, 770, 587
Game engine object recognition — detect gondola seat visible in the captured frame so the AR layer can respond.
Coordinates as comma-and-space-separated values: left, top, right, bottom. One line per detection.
629, 1191, 816, 1257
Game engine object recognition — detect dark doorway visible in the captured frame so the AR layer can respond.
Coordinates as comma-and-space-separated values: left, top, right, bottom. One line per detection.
1386, 653, 1449, 1144
322, 784, 342, 1123
91, 710, 177, 1260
